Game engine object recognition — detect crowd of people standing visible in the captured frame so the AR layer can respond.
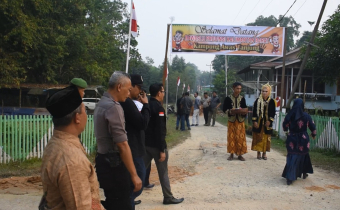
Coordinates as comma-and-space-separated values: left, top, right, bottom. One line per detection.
39, 75, 316, 209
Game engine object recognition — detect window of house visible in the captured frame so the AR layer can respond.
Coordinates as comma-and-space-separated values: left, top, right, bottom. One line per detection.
337, 78, 340, 95
313, 77, 325, 94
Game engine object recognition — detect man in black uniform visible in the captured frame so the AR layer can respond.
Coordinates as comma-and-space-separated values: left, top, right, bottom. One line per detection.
120, 74, 150, 209
144, 83, 184, 205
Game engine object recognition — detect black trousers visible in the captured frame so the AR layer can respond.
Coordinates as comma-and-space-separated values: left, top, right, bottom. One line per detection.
95, 153, 132, 210
203, 107, 209, 124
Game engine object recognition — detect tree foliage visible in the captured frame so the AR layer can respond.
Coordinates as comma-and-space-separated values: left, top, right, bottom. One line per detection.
0, 0, 140, 86
305, 5, 340, 85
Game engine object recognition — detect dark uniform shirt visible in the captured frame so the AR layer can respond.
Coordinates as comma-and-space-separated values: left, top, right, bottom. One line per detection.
145, 98, 167, 152
120, 97, 150, 158
180, 96, 192, 114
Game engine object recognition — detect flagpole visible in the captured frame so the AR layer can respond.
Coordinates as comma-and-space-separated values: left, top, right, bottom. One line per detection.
125, 0, 133, 73
175, 85, 179, 112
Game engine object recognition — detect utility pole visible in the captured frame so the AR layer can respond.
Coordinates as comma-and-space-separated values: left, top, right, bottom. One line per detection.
225, 55, 228, 96
286, 0, 328, 109
206, 62, 213, 92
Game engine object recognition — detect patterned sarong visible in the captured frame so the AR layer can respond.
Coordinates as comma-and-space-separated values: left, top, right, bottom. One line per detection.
251, 127, 271, 152
227, 121, 247, 156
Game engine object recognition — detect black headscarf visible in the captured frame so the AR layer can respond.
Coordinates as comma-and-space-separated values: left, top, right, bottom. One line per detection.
285, 98, 304, 122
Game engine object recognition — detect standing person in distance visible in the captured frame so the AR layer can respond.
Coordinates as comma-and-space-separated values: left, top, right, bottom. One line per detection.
176, 93, 185, 130
201, 92, 211, 126
180, 92, 192, 131
223, 82, 248, 161
207, 91, 221, 126
251, 83, 276, 160
144, 83, 184, 205
191, 92, 200, 126
120, 74, 150, 208
94, 72, 142, 210
282, 98, 316, 185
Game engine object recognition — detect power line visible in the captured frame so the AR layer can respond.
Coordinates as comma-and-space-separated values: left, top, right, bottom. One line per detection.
260, 0, 274, 15
276, 0, 297, 26
243, 0, 261, 24
233, 0, 247, 24
293, 0, 307, 17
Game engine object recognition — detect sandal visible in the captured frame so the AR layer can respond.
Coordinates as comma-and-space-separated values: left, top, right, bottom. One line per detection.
262, 156, 267, 160
227, 154, 234, 161
238, 156, 245, 161
262, 153, 267, 160
257, 152, 261, 160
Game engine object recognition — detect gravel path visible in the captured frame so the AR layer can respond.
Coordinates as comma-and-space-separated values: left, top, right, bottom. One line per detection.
1, 116, 340, 210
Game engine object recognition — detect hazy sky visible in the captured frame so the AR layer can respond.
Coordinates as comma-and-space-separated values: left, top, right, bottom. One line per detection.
123, 0, 340, 72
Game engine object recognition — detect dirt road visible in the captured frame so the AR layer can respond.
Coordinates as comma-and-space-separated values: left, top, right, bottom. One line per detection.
1, 116, 340, 210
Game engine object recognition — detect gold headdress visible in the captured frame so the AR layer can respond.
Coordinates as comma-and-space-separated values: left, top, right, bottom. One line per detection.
257, 83, 272, 119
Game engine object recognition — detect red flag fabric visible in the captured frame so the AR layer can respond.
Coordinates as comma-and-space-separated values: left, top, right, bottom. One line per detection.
131, 2, 138, 37
177, 77, 180, 86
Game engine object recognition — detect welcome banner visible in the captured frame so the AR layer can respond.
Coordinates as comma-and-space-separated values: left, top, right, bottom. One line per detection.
172, 24, 285, 56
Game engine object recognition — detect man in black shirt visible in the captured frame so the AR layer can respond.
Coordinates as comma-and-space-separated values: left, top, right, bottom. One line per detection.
144, 83, 184, 205
120, 74, 150, 209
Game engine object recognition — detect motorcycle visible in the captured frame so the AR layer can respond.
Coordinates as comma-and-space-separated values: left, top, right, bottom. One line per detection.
167, 105, 175, 114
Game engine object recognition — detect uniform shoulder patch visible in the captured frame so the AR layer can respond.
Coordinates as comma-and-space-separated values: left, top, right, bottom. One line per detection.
159, 112, 164, 116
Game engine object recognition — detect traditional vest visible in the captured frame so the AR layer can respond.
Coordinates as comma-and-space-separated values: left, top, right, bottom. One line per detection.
228, 94, 246, 123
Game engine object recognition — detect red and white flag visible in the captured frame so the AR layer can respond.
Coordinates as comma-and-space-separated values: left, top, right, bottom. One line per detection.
188, 85, 190, 92
131, 2, 138, 37
183, 83, 185, 90
159, 112, 164, 116
177, 77, 180, 86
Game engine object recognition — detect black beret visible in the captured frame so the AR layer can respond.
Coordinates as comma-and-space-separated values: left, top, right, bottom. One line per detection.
46, 86, 82, 119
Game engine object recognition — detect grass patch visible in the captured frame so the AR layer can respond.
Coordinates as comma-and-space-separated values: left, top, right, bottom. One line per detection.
166, 113, 190, 148
215, 113, 229, 126
0, 158, 42, 178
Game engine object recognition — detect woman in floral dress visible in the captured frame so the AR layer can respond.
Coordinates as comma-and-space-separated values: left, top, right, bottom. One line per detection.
282, 98, 316, 185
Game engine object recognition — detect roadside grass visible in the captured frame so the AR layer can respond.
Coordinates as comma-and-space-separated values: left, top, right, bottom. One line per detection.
0, 113, 189, 178
0, 158, 41, 178
166, 113, 190, 148
216, 114, 340, 174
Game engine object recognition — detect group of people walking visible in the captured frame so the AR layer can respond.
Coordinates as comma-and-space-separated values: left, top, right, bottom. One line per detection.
40, 73, 183, 210
223, 82, 316, 185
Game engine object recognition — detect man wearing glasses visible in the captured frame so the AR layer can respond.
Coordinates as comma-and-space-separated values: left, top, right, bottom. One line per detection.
144, 83, 184, 205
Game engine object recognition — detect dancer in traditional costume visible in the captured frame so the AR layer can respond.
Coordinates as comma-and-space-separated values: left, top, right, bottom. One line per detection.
223, 82, 248, 161
251, 83, 276, 160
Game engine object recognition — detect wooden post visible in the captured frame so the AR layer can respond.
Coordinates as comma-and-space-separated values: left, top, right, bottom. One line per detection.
286, 0, 328, 108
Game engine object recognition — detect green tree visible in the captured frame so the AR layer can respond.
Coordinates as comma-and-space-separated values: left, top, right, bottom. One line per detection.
295, 31, 312, 48
305, 5, 340, 85
247, 15, 301, 51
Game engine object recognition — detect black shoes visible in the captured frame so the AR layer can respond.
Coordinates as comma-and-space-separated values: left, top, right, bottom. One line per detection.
176, 127, 178, 130
303, 173, 308, 179
163, 197, 184, 205
134, 200, 141, 205
144, 183, 155, 189
195, 124, 198, 126
191, 124, 195, 126
287, 179, 292, 185
188, 127, 191, 130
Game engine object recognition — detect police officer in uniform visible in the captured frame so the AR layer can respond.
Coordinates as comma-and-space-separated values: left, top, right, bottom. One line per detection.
94, 72, 142, 210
